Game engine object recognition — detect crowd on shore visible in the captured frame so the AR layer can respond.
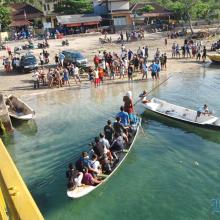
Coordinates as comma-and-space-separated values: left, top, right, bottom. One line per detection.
170, 38, 207, 61
1, 33, 215, 91
31, 44, 166, 89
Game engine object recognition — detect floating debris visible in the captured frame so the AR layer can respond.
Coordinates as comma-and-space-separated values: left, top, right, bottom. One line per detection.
194, 161, 199, 166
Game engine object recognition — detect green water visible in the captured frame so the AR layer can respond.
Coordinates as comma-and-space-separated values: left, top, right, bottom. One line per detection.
2, 64, 220, 220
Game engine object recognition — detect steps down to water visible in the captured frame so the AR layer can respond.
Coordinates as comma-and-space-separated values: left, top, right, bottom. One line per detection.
0, 94, 13, 134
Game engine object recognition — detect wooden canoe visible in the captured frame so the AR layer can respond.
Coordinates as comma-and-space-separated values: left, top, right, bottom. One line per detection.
136, 97, 220, 130
67, 118, 141, 198
207, 54, 220, 64
5, 95, 35, 121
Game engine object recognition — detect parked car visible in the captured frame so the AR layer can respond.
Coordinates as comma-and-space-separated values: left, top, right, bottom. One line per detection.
62, 50, 88, 67
20, 54, 38, 73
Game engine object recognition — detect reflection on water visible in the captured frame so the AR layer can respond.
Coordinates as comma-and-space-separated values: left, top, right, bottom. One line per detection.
3, 67, 220, 220
11, 119, 38, 137
143, 111, 220, 144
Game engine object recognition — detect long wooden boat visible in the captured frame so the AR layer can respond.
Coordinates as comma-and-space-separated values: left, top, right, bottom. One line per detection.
136, 97, 220, 130
5, 95, 35, 121
67, 118, 141, 199
207, 54, 220, 64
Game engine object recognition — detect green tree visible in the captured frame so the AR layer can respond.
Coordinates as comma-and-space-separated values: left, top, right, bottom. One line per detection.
0, 6, 11, 31
140, 5, 155, 13
156, 0, 220, 32
54, 0, 93, 15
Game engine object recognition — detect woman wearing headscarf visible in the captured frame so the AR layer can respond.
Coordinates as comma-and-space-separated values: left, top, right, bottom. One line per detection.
123, 91, 137, 124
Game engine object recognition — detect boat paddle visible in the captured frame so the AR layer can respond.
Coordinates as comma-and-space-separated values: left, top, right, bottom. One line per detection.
134, 75, 172, 107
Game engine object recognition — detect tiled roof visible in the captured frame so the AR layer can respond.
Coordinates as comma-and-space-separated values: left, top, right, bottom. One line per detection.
9, 3, 43, 20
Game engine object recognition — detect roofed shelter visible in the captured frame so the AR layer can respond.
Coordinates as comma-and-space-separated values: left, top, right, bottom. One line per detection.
130, 2, 174, 25
56, 14, 102, 27
9, 3, 44, 28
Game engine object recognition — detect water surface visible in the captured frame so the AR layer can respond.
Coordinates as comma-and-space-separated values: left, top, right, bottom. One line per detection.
3, 65, 220, 220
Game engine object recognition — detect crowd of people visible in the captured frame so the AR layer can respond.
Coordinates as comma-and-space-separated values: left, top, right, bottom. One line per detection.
91, 44, 166, 85
2, 30, 217, 91
31, 42, 168, 89
117, 29, 145, 43
171, 39, 207, 62
211, 40, 220, 51
32, 63, 82, 89
66, 92, 138, 189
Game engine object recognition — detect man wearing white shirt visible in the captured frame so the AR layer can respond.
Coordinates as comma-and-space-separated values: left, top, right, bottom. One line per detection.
32, 69, 40, 89
142, 47, 145, 57
88, 154, 102, 175
99, 133, 113, 161
73, 65, 81, 84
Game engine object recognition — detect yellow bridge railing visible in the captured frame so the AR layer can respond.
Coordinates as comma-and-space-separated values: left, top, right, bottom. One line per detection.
0, 139, 44, 220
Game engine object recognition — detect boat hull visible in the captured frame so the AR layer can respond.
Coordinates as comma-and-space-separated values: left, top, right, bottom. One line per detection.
67, 118, 141, 199
207, 55, 220, 64
143, 107, 220, 130
6, 95, 35, 121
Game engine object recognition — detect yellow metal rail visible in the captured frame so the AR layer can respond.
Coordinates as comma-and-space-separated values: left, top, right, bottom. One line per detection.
0, 187, 8, 220
0, 139, 44, 220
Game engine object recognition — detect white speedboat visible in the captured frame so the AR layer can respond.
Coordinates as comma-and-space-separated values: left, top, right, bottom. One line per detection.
136, 97, 220, 130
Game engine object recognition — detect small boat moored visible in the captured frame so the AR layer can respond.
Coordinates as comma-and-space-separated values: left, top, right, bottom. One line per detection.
136, 97, 220, 130
5, 95, 35, 121
207, 54, 220, 64
66, 117, 141, 199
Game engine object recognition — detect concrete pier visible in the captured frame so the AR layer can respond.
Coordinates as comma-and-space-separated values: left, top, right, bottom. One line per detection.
0, 94, 13, 133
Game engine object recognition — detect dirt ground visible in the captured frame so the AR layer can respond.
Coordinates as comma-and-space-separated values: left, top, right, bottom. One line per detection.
0, 31, 218, 97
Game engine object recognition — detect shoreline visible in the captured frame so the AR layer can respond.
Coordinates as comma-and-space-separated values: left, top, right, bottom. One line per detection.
0, 32, 217, 98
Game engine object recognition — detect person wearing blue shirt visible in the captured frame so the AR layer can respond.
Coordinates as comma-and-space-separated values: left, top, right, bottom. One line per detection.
150, 61, 157, 80
59, 52, 65, 66
142, 62, 148, 80
116, 106, 129, 126
195, 104, 210, 121
128, 49, 133, 61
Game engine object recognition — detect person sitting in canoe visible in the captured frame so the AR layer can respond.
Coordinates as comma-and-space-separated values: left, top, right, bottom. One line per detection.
92, 137, 112, 174
113, 117, 129, 143
82, 167, 102, 186
139, 90, 147, 98
110, 133, 126, 158
88, 154, 102, 176
99, 133, 113, 162
203, 104, 210, 114
104, 120, 114, 144
66, 163, 83, 190
139, 90, 151, 104
195, 104, 211, 121
116, 106, 130, 127
75, 151, 90, 172
92, 137, 105, 160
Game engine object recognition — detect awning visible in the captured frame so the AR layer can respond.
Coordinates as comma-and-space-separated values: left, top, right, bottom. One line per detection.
66, 21, 99, 27
142, 12, 172, 17
56, 14, 102, 27
9, 20, 32, 27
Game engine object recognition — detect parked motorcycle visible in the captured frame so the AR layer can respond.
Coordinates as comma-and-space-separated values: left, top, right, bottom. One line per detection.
38, 42, 49, 49
0, 43, 6, 50
62, 39, 69, 46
